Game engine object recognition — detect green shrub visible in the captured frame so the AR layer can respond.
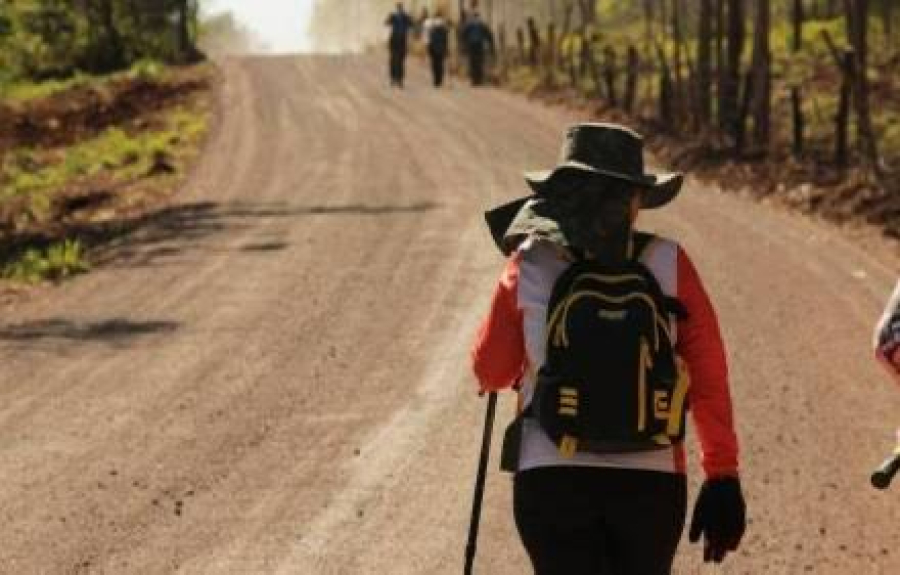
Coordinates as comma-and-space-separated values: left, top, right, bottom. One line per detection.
3, 239, 90, 283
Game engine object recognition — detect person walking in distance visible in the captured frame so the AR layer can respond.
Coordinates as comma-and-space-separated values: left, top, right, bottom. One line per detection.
473, 123, 747, 574
423, 8, 450, 87
461, 11, 494, 86
385, 3, 414, 88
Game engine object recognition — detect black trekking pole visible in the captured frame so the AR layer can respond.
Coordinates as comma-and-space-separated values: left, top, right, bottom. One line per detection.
464, 391, 498, 575
871, 445, 900, 490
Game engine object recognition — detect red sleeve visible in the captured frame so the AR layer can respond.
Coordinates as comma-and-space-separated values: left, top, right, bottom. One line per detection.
471, 254, 526, 393
676, 248, 740, 478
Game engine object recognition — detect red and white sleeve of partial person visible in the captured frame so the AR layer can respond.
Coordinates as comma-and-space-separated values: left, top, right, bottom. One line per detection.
471, 254, 527, 394
676, 248, 740, 479
874, 280, 900, 385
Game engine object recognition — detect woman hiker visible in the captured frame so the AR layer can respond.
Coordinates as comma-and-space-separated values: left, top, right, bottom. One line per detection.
471, 123, 746, 574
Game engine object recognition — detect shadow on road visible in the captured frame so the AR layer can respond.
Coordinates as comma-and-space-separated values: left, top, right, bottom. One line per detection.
0, 318, 179, 348
2, 199, 442, 271
81, 199, 442, 269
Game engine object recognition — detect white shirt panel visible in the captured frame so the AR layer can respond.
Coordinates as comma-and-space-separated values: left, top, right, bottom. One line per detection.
516, 237, 681, 474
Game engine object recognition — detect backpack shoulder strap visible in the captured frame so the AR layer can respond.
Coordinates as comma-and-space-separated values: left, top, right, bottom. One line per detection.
631, 232, 689, 321
631, 231, 657, 261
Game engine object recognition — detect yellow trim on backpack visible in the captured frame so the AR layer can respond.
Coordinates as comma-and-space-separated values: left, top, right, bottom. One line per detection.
652, 433, 673, 446
578, 273, 647, 285
559, 435, 579, 458
559, 396, 579, 408
548, 291, 663, 349
665, 359, 691, 437
637, 337, 652, 432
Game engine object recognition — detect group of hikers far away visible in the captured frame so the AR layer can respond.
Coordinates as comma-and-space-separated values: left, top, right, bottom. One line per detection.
385, 3, 494, 89
465, 121, 900, 574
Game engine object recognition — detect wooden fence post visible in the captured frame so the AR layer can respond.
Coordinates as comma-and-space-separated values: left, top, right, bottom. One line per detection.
822, 30, 853, 168
516, 27, 525, 66
527, 17, 541, 67
835, 50, 853, 167
625, 45, 639, 114
655, 43, 673, 126
603, 46, 618, 106
546, 23, 557, 87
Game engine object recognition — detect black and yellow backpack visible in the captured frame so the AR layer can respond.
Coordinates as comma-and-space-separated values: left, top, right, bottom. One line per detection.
530, 233, 690, 457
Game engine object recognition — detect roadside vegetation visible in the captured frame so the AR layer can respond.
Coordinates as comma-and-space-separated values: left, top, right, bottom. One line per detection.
0, 1, 212, 285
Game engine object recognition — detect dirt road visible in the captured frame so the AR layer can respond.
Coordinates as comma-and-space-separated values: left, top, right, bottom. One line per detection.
1, 56, 898, 574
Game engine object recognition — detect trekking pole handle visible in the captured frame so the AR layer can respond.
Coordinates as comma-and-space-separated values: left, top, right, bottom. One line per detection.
871, 449, 900, 490
464, 392, 498, 575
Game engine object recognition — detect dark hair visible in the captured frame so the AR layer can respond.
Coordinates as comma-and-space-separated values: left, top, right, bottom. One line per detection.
548, 173, 636, 263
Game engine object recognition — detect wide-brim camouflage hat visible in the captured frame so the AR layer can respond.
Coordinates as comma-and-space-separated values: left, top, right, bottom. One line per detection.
485, 122, 684, 255
525, 122, 683, 208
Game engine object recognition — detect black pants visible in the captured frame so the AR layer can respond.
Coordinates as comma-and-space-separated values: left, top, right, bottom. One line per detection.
429, 51, 446, 86
514, 467, 687, 575
389, 46, 407, 86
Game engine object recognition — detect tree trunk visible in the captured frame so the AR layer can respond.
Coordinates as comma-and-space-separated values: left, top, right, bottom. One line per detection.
836, 49, 853, 167
176, 0, 200, 63
643, 0, 654, 49
671, 0, 685, 120
879, 0, 893, 45
603, 46, 618, 106
697, 0, 713, 126
656, 43, 674, 127
625, 45, 639, 114
87, 0, 124, 73
577, 0, 595, 26
516, 27, 526, 66
723, 0, 745, 144
527, 17, 541, 67
750, 0, 771, 151
844, 0, 882, 176
585, 32, 604, 100
716, 0, 727, 128
791, 0, 805, 156
545, 23, 557, 86
561, 2, 575, 87
736, 68, 754, 154
822, 29, 853, 167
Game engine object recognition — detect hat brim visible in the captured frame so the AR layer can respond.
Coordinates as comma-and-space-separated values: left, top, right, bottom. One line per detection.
485, 196, 574, 256
523, 162, 683, 209
484, 196, 533, 255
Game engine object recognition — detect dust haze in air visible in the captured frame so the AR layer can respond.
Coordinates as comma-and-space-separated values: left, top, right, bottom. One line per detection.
201, 1, 453, 55
200, 0, 316, 55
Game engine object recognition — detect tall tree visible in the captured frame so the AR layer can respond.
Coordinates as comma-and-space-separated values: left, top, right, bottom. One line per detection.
791, 0, 805, 156
697, 0, 713, 125
750, 0, 771, 150
844, 0, 883, 176
721, 0, 745, 142
175, 0, 201, 63
875, 0, 894, 46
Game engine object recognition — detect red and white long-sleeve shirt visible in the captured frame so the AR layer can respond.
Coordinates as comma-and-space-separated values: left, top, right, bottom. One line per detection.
471, 235, 740, 478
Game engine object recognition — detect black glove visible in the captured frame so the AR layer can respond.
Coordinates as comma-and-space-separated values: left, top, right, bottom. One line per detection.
688, 476, 746, 563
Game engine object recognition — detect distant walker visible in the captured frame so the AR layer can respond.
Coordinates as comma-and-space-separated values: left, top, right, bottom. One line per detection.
423, 10, 450, 87
461, 11, 495, 87
385, 3, 414, 88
